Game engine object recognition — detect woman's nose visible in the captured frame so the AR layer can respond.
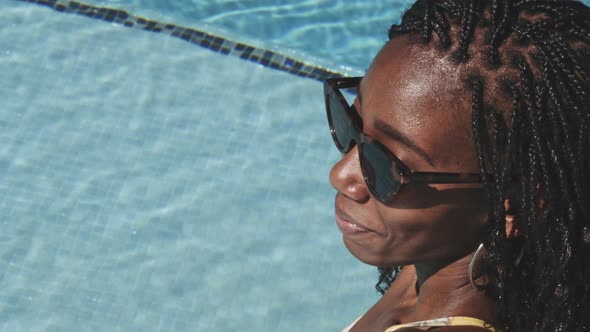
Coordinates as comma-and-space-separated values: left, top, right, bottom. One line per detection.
329, 146, 371, 203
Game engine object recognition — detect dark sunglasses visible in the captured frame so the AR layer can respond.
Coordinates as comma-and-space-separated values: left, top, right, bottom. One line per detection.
324, 76, 483, 204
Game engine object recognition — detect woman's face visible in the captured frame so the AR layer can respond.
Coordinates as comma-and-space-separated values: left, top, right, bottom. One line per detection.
329, 36, 489, 267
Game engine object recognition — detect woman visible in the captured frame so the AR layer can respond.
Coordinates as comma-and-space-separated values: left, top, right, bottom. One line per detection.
325, 1, 590, 331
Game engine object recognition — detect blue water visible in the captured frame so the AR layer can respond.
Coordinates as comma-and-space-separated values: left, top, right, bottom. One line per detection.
0, 1, 383, 331
70, 0, 590, 70
78, 0, 416, 70
4, 1, 590, 331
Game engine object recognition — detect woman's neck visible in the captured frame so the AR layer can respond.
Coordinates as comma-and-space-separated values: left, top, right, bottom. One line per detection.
410, 252, 497, 324
414, 258, 457, 291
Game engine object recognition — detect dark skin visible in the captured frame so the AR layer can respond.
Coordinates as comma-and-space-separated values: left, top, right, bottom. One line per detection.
330, 36, 507, 331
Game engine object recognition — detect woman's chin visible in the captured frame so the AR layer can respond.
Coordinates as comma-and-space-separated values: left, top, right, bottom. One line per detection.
343, 237, 408, 267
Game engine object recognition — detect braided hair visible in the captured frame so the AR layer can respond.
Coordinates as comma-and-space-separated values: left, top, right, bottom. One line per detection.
377, 1, 590, 331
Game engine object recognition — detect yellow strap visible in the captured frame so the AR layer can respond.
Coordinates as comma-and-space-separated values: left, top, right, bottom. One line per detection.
384, 316, 501, 332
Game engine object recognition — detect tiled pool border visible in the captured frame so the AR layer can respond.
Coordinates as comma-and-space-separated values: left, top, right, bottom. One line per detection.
16, 0, 348, 81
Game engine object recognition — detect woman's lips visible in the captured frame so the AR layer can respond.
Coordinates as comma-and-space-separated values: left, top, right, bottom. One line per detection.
335, 209, 373, 235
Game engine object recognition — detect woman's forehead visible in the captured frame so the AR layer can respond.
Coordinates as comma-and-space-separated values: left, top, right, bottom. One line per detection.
362, 38, 469, 128
360, 36, 477, 169
364, 37, 465, 102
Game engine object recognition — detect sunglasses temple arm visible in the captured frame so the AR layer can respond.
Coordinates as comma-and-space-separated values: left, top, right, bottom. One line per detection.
409, 172, 486, 184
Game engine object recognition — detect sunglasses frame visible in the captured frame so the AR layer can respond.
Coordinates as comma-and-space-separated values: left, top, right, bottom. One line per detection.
324, 76, 483, 203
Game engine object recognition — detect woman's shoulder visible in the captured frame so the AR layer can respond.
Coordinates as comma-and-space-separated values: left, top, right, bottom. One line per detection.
387, 315, 501, 332
394, 327, 495, 332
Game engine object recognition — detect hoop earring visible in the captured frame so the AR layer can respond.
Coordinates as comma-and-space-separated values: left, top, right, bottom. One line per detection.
468, 243, 485, 289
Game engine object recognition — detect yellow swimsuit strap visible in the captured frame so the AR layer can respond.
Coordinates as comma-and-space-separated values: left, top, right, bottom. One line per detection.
384, 316, 501, 332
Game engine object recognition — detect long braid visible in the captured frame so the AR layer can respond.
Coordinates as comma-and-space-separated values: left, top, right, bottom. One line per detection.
455, 0, 480, 62
422, 1, 433, 41
488, 0, 509, 65
432, 4, 452, 48
379, 1, 590, 330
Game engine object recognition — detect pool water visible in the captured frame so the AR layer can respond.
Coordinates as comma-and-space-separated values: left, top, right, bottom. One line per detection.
76, 0, 416, 70
1, 1, 397, 331
4, 1, 590, 331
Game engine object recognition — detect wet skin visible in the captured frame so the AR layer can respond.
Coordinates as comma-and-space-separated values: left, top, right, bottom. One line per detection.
330, 36, 498, 331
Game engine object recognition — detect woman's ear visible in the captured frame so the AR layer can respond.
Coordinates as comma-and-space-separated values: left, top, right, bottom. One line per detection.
504, 183, 546, 239
504, 198, 522, 239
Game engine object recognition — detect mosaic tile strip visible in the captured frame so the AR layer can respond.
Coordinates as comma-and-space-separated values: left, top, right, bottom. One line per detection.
16, 0, 347, 81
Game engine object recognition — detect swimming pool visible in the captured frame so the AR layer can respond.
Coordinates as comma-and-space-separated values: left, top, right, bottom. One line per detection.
4, 1, 590, 331
0, 1, 411, 331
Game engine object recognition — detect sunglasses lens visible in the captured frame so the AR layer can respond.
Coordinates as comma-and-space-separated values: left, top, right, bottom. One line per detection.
329, 94, 357, 152
360, 140, 404, 203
